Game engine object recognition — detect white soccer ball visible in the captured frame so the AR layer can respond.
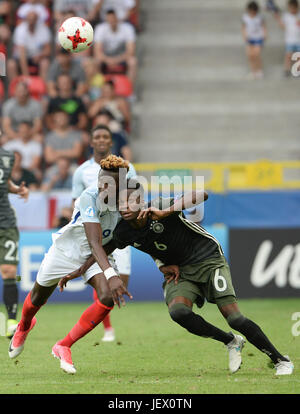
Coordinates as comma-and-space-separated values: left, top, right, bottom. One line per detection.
58, 17, 94, 53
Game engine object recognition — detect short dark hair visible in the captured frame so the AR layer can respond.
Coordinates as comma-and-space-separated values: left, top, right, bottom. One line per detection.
97, 109, 115, 120
106, 9, 116, 15
247, 1, 259, 12
92, 124, 112, 137
288, 0, 299, 8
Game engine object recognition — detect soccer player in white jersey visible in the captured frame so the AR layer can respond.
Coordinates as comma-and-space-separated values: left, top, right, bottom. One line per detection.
72, 124, 136, 342
8, 155, 132, 374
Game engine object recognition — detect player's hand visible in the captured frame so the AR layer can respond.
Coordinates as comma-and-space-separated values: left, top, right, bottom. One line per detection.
58, 270, 81, 292
17, 181, 29, 201
137, 207, 169, 221
160, 265, 180, 285
108, 276, 133, 308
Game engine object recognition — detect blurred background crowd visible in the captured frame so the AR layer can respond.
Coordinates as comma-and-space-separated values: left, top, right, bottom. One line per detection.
0, 0, 140, 192
0, 0, 299, 196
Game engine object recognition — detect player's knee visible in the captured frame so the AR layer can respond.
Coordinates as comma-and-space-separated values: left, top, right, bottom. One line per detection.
226, 312, 246, 330
97, 289, 113, 308
0, 265, 17, 279
169, 304, 192, 326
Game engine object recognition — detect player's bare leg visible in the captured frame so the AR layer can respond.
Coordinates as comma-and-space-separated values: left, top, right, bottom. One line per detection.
1, 264, 19, 338
8, 282, 57, 359
53, 273, 114, 374
218, 301, 294, 375
101, 273, 129, 342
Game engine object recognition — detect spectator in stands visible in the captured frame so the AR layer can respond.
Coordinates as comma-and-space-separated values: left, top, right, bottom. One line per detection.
273, 0, 300, 77
94, 9, 137, 83
17, 0, 50, 24
3, 121, 42, 181
46, 74, 88, 131
41, 157, 73, 191
8, 11, 52, 81
51, 205, 73, 228
82, 57, 105, 102
90, 0, 136, 23
47, 48, 87, 98
88, 79, 131, 129
0, 1, 12, 56
2, 81, 43, 142
10, 151, 39, 190
44, 109, 83, 165
242, 1, 267, 80
92, 109, 132, 161
53, 0, 95, 22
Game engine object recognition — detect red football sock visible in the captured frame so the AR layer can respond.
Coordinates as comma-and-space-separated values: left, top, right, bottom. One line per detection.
93, 289, 113, 330
19, 292, 41, 331
58, 300, 113, 348
102, 313, 112, 330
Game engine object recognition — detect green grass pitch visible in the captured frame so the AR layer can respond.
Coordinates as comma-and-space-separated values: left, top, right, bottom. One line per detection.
0, 298, 299, 394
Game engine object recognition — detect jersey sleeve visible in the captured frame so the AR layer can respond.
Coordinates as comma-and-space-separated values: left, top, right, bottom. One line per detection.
79, 191, 100, 223
72, 166, 85, 199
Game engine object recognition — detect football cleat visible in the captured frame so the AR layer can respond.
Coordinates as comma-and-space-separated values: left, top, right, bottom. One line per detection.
226, 332, 245, 373
6, 319, 18, 339
8, 317, 37, 359
102, 328, 115, 342
275, 356, 294, 375
52, 342, 76, 374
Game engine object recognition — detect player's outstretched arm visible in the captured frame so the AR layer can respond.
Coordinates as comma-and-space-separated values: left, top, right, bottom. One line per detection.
7, 180, 29, 201
138, 190, 208, 220
58, 241, 118, 291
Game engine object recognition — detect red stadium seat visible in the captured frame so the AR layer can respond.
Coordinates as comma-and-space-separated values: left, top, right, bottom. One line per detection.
9, 75, 47, 100
0, 79, 4, 101
104, 74, 133, 97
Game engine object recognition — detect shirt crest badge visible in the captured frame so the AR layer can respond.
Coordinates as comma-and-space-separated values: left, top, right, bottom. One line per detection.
152, 221, 164, 234
2, 156, 10, 169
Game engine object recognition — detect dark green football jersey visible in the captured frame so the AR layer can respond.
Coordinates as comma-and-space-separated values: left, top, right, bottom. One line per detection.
113, 197, 223, 266
0, 148, 17, 229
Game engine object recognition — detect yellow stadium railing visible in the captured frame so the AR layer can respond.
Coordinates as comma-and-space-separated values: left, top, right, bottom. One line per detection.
133, 160, 300, 192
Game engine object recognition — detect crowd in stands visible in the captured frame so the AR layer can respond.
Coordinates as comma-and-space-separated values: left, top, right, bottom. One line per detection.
242, 0, 300, 79
0, 0, 139, 192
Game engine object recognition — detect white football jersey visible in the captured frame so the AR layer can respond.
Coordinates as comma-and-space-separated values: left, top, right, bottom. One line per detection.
53, 185, 120, 260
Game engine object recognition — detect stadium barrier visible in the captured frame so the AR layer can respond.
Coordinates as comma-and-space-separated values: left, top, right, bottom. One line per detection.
0, 226, 228, 303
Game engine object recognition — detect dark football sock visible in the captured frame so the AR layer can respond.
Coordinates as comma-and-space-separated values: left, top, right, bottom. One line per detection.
3, 279, 18, 320
227, 312, 288, 364
169, 303, 234, 345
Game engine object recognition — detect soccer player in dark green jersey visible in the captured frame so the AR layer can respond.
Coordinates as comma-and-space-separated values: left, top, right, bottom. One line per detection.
59, 181, 294, 375
0, 146, 29, 338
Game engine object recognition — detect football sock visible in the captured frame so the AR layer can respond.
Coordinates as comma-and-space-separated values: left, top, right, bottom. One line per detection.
102, 314, 112, 330
93, 289, 113, 330
227, 312, 288, 364
169, 303, 234, 344
3, 279, 18, 320
19, 292, 41, 331
58, 300, 113, 348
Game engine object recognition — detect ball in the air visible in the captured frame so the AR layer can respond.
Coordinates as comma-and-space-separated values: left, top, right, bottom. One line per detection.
58, 17, 94, 53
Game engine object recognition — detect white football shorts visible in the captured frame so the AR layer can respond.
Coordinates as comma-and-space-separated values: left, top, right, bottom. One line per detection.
112, 246, 131, 276
36, 245, 116, 287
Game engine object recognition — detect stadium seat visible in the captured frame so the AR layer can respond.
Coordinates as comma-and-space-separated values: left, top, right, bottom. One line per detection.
0, 79, 4, 101
104, 74, 133, 98
9, 75, 47, 101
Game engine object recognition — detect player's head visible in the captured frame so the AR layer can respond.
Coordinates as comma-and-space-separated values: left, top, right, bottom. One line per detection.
246, 1, 259, 15
98, 154, 129, 207
91, 124, 113, 156
119, 179, 145, 221
288, 0, 299, 13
